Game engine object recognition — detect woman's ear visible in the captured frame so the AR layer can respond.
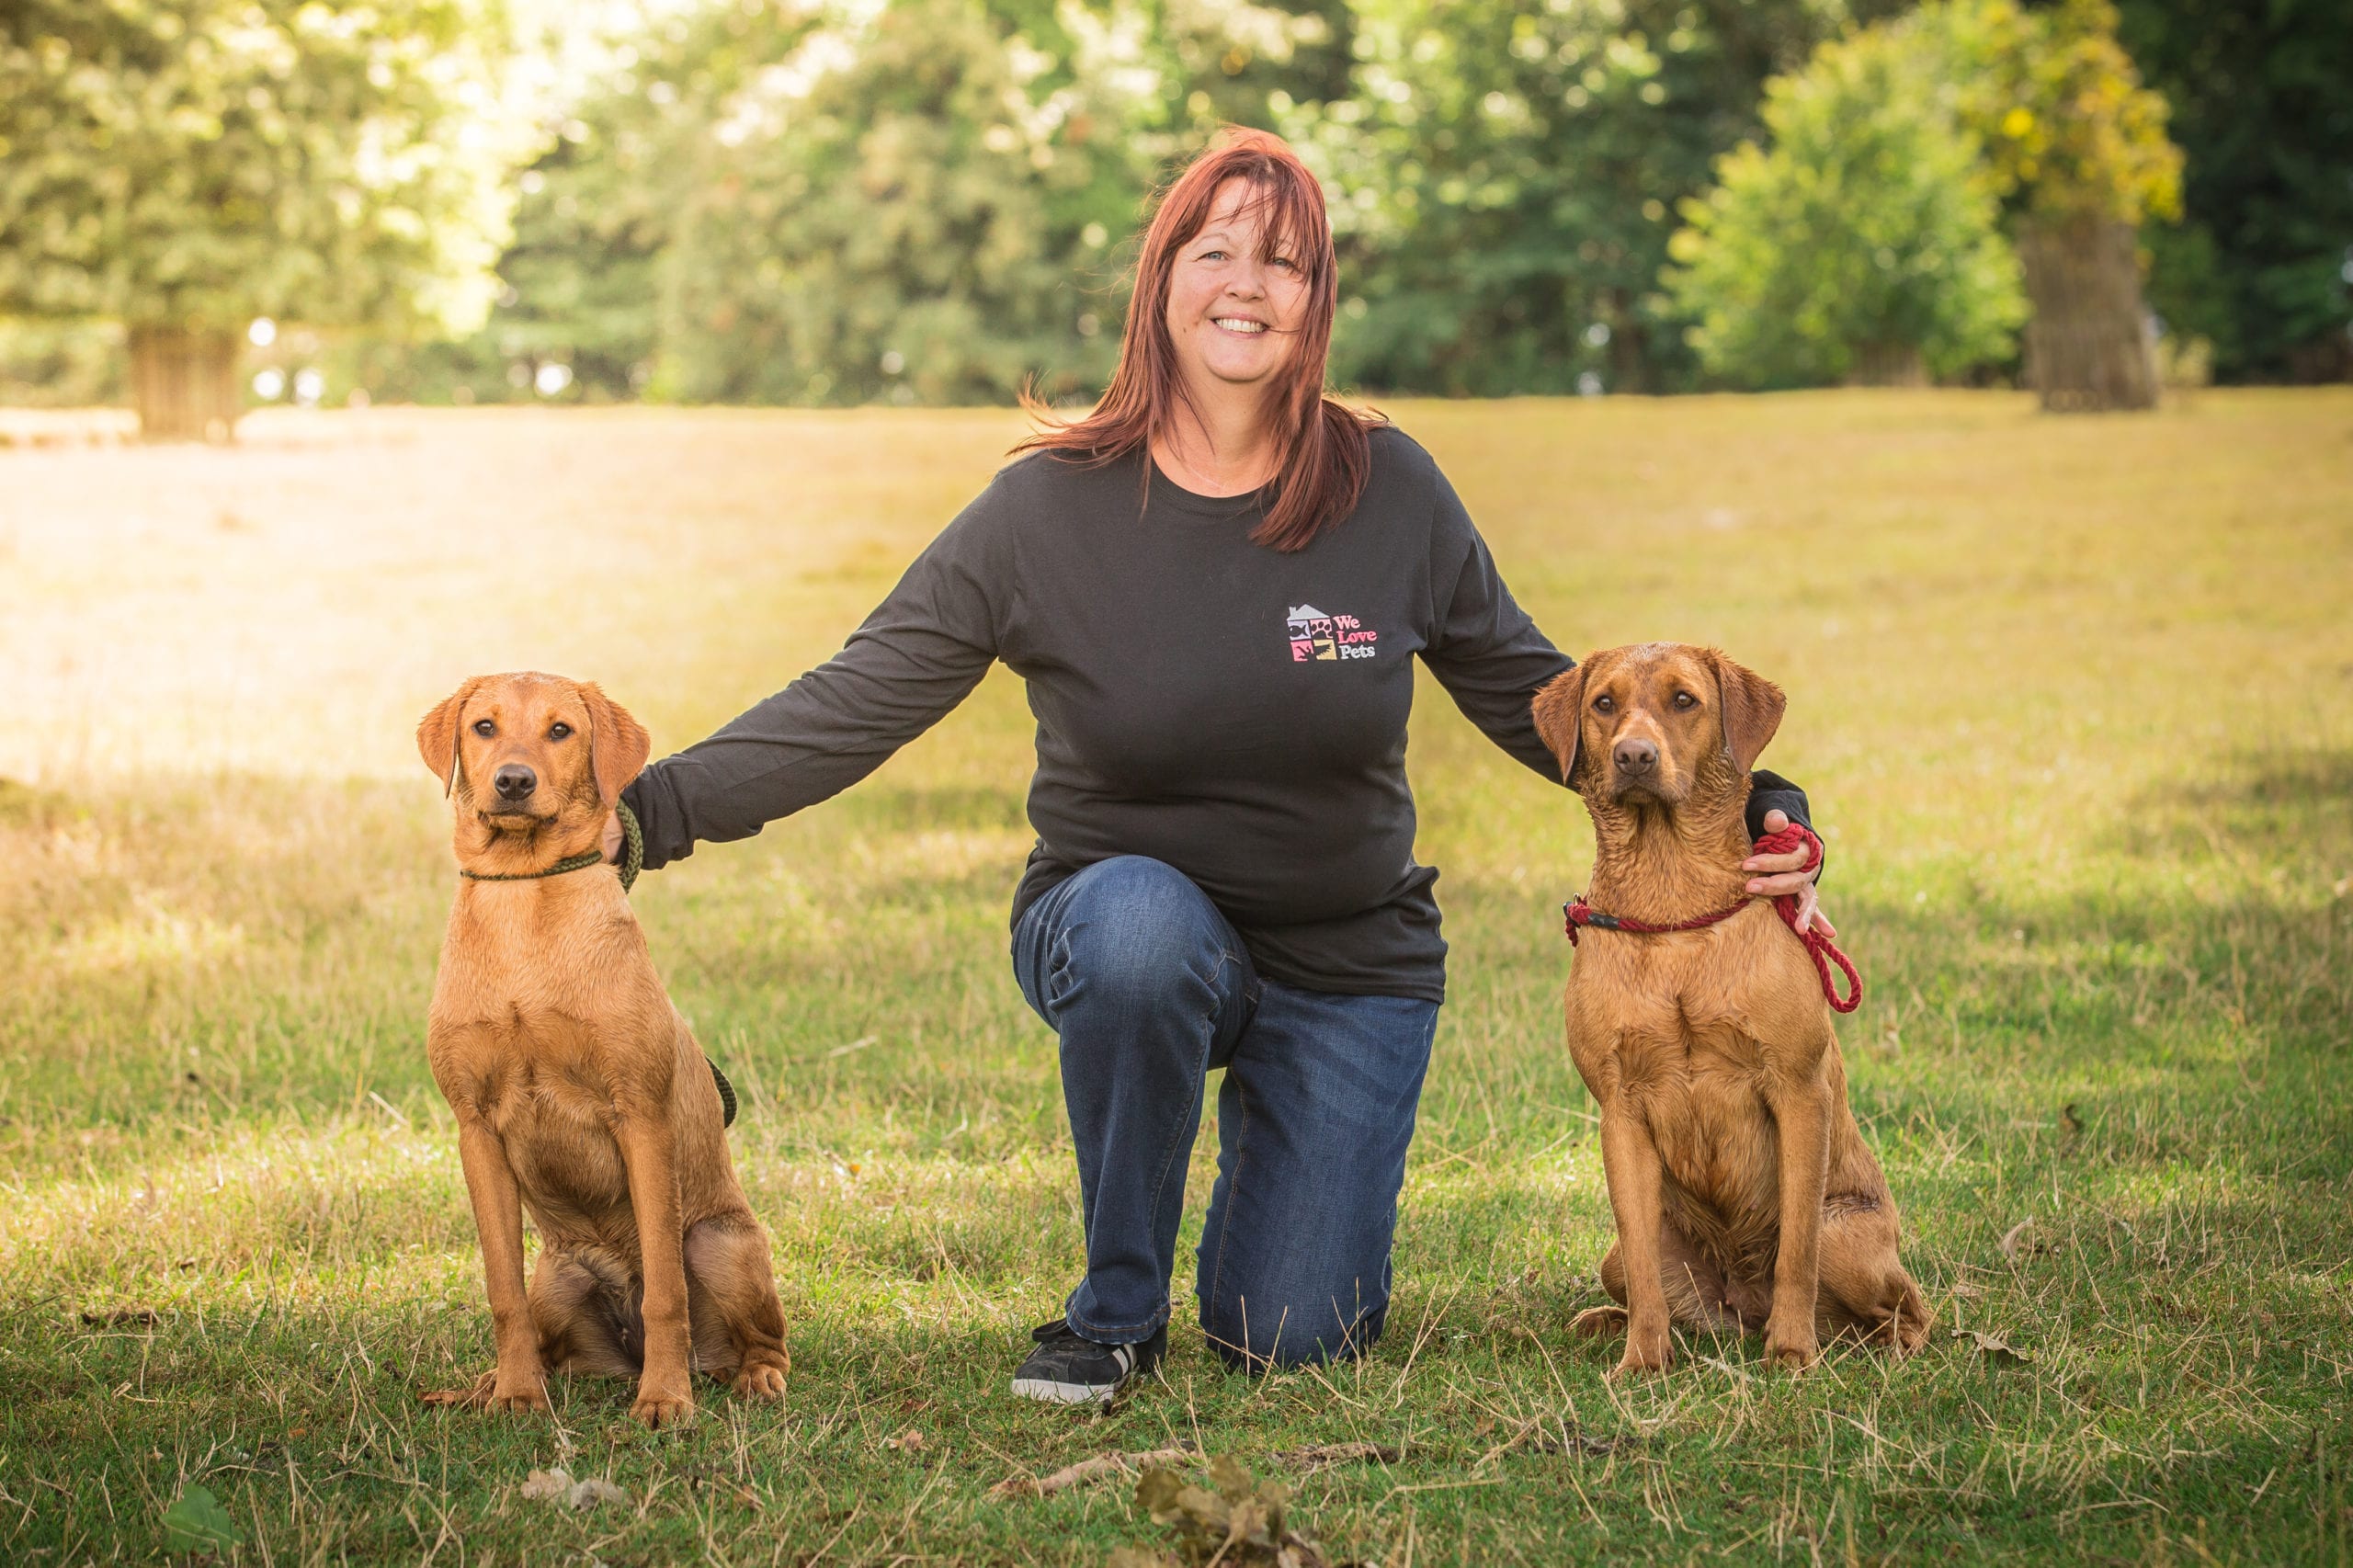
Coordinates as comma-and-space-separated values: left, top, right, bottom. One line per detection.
1530, 663, 1589, 784
578, 682, 651, 806
1710, 650, 1786, 774
415, 678, 483, 798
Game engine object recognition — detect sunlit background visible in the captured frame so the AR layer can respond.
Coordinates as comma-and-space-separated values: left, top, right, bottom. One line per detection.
0, 0, 2345, 435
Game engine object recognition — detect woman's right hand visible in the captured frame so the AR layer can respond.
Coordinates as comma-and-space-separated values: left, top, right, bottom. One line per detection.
601, 809, 624, 864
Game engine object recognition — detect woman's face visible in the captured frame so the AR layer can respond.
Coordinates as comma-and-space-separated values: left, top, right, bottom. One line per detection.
1163, 178, 1312, 396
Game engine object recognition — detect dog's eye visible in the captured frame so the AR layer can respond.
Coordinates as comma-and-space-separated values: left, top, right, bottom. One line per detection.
1593, 695, 1615, 714
549, 722, 572, 740
1673, 692, 1697, 710
472, 720, 495, 737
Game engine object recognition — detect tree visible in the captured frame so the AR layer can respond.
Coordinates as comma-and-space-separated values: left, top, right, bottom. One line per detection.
0, 0, 520, 438
2113, 0, 2353, 382
1935, 0, 2181, 410
1663, 24, 2027, 389
651, 0, 1160, 406
1282, 0, 1891, 396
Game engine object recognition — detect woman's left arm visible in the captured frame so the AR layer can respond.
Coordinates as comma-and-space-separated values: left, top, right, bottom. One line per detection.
1418, 459, 1831, 933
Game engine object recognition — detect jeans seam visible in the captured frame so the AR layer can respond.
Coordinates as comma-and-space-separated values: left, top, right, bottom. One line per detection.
1204, 1077, 1249, 1342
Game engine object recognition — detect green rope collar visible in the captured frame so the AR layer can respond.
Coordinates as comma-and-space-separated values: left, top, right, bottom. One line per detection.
460, 799, 642, 893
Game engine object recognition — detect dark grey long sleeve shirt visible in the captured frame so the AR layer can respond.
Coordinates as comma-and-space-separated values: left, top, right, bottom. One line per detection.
622, 426, 1810, 1001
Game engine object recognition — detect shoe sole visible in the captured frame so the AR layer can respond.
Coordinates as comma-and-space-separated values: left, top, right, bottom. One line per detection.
1010, 1375, 1121, 1404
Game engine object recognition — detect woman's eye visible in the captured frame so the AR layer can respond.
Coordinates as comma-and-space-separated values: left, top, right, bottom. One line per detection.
1673, 692, 1697, 710
549, 722, 572, 740
1271, 256, 1297, 271
1594, 696, 1614, 714
472, 720, 495, 737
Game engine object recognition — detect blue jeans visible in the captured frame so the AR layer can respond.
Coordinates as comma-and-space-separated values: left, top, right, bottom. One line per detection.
1013, 856, 1439, 1369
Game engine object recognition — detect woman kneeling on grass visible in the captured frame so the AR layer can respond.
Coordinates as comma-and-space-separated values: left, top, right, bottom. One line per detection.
609, 129, 1829, 1402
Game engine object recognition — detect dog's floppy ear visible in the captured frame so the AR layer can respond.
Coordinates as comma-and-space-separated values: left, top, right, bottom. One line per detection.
1530, 662, 1589, 784
416, 677, 485, 798
1710, 650, 1786, 775
578, 682, 651, 806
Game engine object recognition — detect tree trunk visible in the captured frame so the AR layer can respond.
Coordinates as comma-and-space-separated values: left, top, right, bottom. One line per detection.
128, 325, 241, 441
1847, 342, 1927, 387
2017, 215, 2158, 413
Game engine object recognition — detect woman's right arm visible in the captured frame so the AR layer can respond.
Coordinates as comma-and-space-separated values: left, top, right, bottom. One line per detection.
618, 486, 1011, 870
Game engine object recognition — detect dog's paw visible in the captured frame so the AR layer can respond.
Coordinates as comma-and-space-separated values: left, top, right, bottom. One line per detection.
490, 1380, 552, 1414
1608, 1320, 1672, 1378
1763, 1325, 1819, 1371
732, 1358, 789, 1402
631, 1385, 698, 1429
1569, 1305, 1629, 1341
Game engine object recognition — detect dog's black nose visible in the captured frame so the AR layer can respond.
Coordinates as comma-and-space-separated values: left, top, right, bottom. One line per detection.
1613, 738, 1657, 776
493, 764, 537, 801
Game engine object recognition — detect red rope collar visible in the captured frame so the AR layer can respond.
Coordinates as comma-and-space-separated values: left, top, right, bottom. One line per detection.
1563, 823, 1862, 1014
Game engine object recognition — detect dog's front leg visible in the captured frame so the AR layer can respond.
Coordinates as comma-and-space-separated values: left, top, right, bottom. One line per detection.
1762, 1068, 1832, 1369
1598, 1101, 1673, 1376
454, 1112, 549, 1413
613, 1104, 697, 1428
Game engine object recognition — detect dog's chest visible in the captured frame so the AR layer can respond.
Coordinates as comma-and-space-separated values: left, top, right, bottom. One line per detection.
497, 1078, 632, 1214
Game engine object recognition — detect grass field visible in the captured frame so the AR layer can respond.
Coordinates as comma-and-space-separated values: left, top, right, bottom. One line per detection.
3, 390, 2350, 1565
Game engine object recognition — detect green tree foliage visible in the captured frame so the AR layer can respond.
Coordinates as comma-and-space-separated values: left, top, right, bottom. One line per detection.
1922, 0, 2180, 410
1284, 0, 1884, 395
650, 0, 1154, 405
0, 0, 519, 335
1663, 21, 2026, 388
1934, 0, 2178, 227
2114, 0, 2352, 380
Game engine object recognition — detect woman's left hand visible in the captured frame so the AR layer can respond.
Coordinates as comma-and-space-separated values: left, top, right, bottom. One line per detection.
1743, 808, 1835, 937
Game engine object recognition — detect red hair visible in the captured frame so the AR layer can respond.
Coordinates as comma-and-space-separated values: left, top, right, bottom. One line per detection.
1016, 128, 1381, 553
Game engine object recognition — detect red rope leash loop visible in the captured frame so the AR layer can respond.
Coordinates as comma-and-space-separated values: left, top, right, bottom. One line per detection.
1563, 822, 1863, 1014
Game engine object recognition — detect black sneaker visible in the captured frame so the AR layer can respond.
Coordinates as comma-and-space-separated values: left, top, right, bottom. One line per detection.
1009, 1317, 1166, 1404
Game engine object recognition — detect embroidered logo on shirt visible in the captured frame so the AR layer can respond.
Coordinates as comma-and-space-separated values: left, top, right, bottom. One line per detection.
1287, 604, 1379, 662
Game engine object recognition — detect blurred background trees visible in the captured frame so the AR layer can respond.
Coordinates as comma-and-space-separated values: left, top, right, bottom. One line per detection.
0, 0, 521, 437
0, 0, 2342, 431
1661, 18, 2026, 390
1936, 0, 2180, 410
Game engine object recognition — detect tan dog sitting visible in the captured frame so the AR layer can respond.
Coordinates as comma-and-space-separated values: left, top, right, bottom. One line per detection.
1531, 643, 1929, 1376
415, 672, 788, 1426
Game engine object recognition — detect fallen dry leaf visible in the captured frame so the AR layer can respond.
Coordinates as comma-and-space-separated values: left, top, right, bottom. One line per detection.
1127, 1455, 1332, 1567
519, 1468, 630, 1509
1955, 1329, 2033, 1368
884, 1427, 926, 1453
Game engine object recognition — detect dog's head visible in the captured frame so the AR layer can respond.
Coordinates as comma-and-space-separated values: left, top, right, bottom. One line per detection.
1530, 642, 1784, 809
416, 673, 649, 835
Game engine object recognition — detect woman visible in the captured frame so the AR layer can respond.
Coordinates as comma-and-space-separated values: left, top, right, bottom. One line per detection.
613, 130, 1827, 1402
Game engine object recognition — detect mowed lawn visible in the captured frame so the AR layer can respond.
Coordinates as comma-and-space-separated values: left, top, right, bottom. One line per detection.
3, 391, 2349, 1565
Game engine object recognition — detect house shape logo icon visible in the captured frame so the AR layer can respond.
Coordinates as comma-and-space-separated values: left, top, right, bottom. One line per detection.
1287, 604, 1337, 661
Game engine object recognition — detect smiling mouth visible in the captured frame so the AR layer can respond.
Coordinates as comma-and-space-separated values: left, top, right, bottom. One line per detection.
1212, 317, 1268, 335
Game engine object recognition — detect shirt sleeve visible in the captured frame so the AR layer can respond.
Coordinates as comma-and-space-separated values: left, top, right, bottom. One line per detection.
1416, 453, 1578, 784
620, 482, 1011, 869
1745, 768, 1823, 881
